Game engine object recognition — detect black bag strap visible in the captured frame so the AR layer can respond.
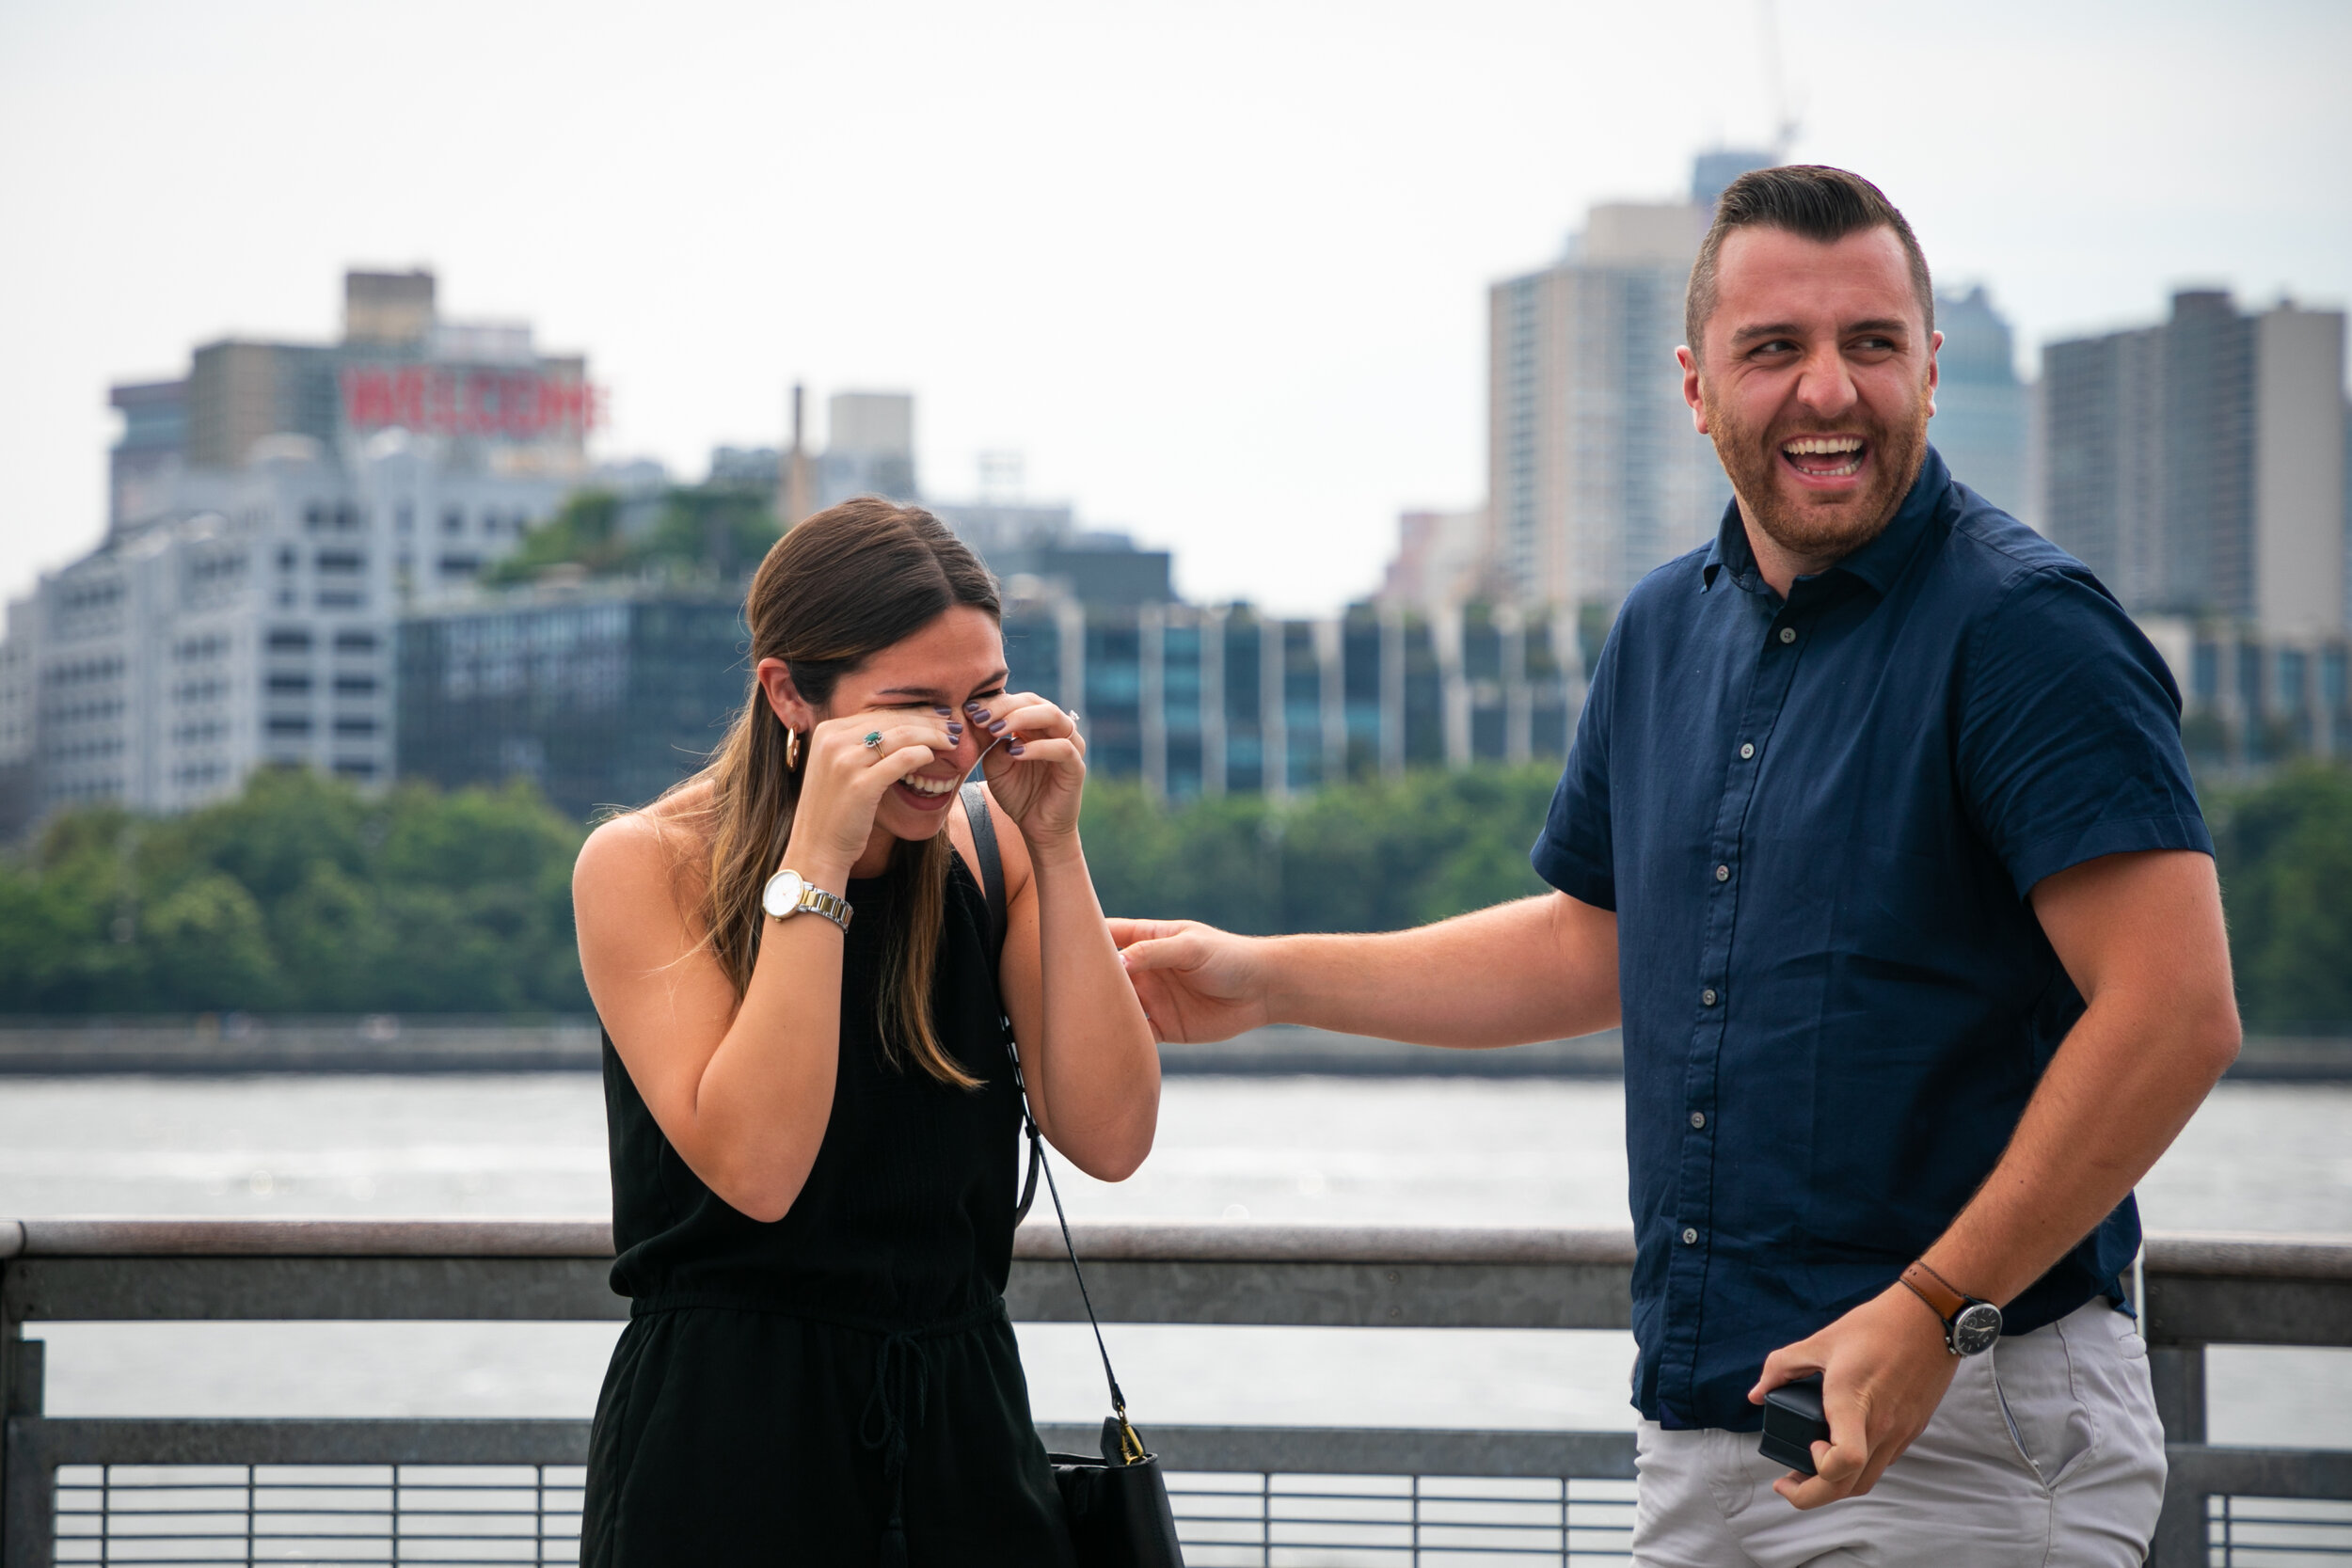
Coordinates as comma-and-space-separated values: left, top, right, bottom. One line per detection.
961, 785, 1041, 1230
959, 781, 1008, 959
958, 782, 1146, 1466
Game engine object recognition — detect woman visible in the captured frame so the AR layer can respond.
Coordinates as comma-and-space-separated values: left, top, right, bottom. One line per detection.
571, 499, 1159, 1565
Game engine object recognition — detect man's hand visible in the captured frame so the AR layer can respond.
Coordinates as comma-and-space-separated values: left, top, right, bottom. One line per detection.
1106, 918, 1273, 1043
1750, 1283, 1959, 1509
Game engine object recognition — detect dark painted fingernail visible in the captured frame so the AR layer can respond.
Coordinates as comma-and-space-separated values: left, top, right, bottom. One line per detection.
1008, 740, 1026, 756
987, 720, 1007, 735
933, 705, 952, 716
947, 726, 964, 741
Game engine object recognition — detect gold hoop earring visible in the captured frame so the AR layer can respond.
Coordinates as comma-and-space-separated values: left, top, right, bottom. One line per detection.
785, 728, 801, 769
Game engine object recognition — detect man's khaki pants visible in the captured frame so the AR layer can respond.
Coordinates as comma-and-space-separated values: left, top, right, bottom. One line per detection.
1631, 1299, 2168, 1567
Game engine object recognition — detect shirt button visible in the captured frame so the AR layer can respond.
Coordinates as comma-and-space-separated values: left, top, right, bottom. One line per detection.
1778, 626, 1798, 644
1740, 742, 1756, 760
1682, 1227, 1700, 1245
1702, 988, 1719, 1006
1715, 864, 1730, 882
1690, 1111, 1707, 1129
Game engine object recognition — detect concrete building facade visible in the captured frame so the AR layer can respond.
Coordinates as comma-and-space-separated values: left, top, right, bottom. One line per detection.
1, 268, 591, 823
2040, 290, 2348, 637
1486, 160, 1751, 614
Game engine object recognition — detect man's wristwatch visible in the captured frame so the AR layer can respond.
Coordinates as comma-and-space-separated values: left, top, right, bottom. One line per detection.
761, 869, 852, 933
1899, 1260, 2003, 1356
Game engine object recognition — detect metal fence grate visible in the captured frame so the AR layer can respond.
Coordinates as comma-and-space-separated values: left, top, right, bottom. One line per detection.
53, 1465, 585, 1565
2209, 1495, 2352, 1565
54, 1466, 2352, 1565
1168, 1473, 1637, 1565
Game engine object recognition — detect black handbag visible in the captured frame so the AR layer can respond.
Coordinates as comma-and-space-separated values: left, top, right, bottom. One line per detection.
961, 785, 1185, 1568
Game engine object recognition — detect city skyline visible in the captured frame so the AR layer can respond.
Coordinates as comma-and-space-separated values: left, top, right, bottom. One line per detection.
3, 0, 2348, 617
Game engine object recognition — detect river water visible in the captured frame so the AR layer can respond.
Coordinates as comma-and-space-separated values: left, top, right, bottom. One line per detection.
1, 1073, 2346, 1447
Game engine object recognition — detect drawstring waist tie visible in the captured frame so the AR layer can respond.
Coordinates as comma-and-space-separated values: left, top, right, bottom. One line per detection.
628, 1292, 1008, 1567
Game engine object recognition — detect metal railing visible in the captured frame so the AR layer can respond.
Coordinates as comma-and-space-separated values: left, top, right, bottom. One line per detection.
3, 1219, 2347, 1565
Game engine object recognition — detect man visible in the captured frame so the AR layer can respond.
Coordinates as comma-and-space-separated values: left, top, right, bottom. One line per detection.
1111, 166, 2239, 1564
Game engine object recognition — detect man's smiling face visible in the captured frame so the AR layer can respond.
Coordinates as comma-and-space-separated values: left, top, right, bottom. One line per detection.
1679, 224, 1941, 572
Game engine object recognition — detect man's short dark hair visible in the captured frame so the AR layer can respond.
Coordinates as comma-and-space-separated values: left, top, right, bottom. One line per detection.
1684, 165, 1934, 357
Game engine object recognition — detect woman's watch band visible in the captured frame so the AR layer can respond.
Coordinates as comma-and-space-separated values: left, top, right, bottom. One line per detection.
1899, 1260, 2003, 1356
761, 869, 852, 933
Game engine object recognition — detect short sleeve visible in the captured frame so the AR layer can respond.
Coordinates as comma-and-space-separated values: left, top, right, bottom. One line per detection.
1531, 634, 1618, 910
1957, 566, 2212, 897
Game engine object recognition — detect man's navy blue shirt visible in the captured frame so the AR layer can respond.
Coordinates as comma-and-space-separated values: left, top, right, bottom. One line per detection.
1532, 448, 2209, 1433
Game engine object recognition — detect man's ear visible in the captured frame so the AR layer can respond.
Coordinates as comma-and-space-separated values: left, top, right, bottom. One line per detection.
755, 658, 818, 732
1925, 328, 1943, 419
1677, 345, 1710, 435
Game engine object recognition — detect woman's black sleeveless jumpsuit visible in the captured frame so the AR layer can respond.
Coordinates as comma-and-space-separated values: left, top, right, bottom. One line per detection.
581, 859, 1078, 1567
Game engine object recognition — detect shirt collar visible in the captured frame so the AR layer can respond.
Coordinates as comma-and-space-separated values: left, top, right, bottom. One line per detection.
1702, 445, 1952, 597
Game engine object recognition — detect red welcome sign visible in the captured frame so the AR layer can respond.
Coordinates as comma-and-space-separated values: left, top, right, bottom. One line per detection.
340, 365, 604, 437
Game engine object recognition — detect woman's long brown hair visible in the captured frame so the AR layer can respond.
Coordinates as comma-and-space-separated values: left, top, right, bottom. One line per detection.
665, 498, 1001, 1089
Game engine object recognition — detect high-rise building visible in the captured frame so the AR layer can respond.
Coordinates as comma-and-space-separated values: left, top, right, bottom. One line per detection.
397, 582, 750, 821
1380, 507, 1493, 614
2040, 290, 2348, 637
815, 391, 918, 509
4, 267, 597, 819
1486, 156, 1750, 611
1930, 286, 2028, 515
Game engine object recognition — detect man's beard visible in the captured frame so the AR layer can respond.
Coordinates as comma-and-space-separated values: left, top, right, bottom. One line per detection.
1702, 385, 1931, 567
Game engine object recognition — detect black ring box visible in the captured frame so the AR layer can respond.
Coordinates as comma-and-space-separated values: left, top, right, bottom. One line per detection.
1757, 1374, 1829, 1476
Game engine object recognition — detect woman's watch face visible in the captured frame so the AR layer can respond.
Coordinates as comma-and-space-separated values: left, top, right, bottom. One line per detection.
763, 869, 807, 920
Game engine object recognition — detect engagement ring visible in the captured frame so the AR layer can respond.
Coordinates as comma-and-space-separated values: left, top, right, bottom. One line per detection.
863, 731, 883, 751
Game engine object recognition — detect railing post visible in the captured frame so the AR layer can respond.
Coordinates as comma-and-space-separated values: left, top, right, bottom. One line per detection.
1, 1335, 53, 1568
0, 1242, 33, 1568
2149, 1342, 2209, 1568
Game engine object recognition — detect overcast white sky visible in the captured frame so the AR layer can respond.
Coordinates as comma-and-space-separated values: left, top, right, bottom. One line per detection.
2, 0, 2346, 614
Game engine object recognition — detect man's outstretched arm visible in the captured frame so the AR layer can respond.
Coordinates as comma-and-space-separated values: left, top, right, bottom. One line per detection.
1108, 892, 1619, 1048
1752, 847, 2240, 1510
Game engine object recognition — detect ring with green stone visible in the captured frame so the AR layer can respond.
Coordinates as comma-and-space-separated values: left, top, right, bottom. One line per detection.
863, 731, 884, 751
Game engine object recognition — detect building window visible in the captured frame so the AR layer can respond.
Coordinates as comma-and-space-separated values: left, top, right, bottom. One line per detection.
304, 504, 325, 531
438, 554, 482, 577
265, 628, 313, 653
315, 550, 364, 573
442, 507, 464, 536
332, 716, 378, 736
266, 673, 312, 694
278, 546, 297, 571
332, 758, 379, 779
334, 631, 379, 653
266, 716, 312, 736
317, 591, 364, 609
334, 504, 358, 531
333, 674, 378, 695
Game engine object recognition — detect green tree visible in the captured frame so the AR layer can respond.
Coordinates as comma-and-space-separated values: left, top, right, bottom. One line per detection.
0, 769, 591, 1016
2210, 763, 2352, 1030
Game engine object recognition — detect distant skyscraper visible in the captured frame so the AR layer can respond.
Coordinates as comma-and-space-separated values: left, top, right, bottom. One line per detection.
2040, 290, 2347, 636
816, 391, 918, 507
1486, 154, 1758, 610
1930, 286, 2027, 516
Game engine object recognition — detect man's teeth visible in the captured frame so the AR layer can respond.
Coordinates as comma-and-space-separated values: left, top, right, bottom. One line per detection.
902, 775, 958, 797
1782, 436, 1864, 478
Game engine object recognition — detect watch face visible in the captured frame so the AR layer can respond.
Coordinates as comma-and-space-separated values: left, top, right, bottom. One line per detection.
764, 870, 805, 920
1952, 1303, 2003, 1356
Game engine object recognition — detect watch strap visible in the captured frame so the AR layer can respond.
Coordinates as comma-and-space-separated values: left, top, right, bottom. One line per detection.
795, 882, 853, 933
1899, 1260, 1966, 1325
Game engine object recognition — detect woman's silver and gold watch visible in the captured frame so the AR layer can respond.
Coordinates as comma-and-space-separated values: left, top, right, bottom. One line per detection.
760, 869, 852, 933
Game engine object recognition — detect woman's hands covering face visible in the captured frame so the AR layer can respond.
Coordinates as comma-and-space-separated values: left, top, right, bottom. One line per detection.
966, 691, 1086, 847
784, 707, 955, 879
